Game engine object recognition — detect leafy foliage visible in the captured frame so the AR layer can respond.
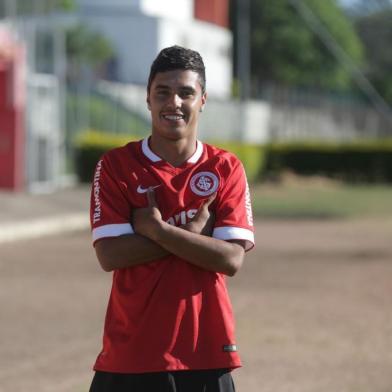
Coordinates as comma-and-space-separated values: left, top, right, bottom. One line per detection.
73, 132, 266, 183
74, 132, 392, 184
211, 141, 266, 183
66, 24, 114, 68
74, 131, 140, 182
231, 0, 363, 93
355, 9, 392, 104
263, 140, 392, 182
0, 0, 74, 16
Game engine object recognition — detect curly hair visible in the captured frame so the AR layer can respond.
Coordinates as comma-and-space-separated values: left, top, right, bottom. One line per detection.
147, 45, 206, 93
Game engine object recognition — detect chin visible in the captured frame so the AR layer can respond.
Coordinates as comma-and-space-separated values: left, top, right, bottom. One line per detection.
160, 127, 188, 140
166, 132, 186, 141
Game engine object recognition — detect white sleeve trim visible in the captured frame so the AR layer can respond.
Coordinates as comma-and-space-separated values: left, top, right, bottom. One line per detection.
213, 226, 255, 251
92, 223, 134, 242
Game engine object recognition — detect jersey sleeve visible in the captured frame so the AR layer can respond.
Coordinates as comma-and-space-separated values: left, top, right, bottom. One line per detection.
90, 153, 134, 245
212, 157, 255, 251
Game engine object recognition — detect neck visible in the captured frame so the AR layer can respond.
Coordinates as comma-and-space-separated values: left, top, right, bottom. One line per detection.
149, 135, 197, 167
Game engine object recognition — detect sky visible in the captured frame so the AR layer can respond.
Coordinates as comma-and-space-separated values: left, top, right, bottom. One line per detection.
339, 0, 355, 4
339, 0, 392, 5
338, 0, 363, 7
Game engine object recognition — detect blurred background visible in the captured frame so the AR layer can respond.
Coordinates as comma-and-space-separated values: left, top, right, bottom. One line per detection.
0, 0, 392, 192
1, 1, 392, 392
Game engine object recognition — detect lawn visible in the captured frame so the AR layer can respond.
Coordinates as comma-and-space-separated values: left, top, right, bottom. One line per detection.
251, 175, 392, 219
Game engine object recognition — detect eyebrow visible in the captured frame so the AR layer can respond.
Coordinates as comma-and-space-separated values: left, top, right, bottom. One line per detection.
154, 84, 196, 93
154, 84, 170, 90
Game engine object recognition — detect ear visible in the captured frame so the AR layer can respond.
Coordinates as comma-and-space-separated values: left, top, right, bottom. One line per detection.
146, 95, 151, 111
200, 92, 207, 112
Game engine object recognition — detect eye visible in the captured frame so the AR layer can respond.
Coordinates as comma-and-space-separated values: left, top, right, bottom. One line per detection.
154, 90, 170, 99
180, 90, 195, 99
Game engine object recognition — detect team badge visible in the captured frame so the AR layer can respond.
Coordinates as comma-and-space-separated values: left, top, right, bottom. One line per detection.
190, 171, 219, 196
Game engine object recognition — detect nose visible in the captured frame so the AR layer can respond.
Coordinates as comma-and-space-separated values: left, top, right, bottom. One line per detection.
167, 93, 182, 109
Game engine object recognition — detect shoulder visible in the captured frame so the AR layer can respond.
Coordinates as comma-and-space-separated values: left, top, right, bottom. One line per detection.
203, 142, 243, 171
94, 140, 140, 183
103, 140, 139, 160
99, 140, 140, 167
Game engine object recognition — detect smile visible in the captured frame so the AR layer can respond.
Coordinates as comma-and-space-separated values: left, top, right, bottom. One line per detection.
162, 114, 184, 121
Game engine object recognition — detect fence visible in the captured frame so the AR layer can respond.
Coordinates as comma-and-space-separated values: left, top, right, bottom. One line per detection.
26, 73, 64, 192
263, 85, 392, 141
95, 80, 392, 144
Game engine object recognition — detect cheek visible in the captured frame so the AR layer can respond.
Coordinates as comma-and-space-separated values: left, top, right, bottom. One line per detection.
188, 101, 202, 113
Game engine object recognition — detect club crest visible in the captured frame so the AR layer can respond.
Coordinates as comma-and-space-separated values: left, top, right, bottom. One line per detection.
190, 171, 219, 196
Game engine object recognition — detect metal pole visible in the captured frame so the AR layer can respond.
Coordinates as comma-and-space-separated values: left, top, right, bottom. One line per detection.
5, 0, 17, 19
236, 0, 251, 100
53, 23, 68, 185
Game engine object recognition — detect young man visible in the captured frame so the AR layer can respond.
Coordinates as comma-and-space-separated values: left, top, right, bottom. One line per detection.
89, 46, 255, 392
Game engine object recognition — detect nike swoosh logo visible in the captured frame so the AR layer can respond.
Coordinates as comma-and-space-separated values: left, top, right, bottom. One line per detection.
137, 185, 160, 194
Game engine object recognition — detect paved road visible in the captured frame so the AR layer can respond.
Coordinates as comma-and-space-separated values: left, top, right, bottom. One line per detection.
0, 231, 104, 392
0, 186, 90, 244
1, 218, 392, 392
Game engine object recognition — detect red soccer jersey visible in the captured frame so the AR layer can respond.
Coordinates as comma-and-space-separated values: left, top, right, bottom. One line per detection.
90, 137, 254, 373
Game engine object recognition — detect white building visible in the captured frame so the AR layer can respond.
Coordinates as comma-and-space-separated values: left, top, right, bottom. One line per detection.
76, 0, 232, 98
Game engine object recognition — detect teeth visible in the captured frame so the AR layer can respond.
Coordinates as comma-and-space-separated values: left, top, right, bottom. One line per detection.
164, 115, 183, 120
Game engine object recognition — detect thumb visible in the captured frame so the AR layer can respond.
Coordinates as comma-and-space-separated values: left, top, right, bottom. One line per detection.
147, 188, 158, 207
202, 192, 217, 209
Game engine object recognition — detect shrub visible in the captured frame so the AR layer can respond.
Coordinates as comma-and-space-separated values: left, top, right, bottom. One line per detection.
263, 140, 392, 183
212, 141, 265, 183
74, 131, 266, 183
74, 131, 392, 185
74, 130, 138, 182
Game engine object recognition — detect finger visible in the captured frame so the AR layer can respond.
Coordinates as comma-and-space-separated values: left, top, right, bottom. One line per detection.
203, 192, 217, 208
147, 187, 158, 207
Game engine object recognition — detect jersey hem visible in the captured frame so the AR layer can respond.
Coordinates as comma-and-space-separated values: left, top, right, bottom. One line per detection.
93, 363, 242, 374
92, 223, 134, 243
213, 226, 255, 251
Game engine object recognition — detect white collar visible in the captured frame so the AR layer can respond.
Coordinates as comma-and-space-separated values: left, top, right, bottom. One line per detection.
141, 137, 203, 164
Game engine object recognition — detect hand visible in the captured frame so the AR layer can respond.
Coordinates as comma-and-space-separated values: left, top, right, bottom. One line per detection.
183, 193, 216, 236
132, 188, 163, 238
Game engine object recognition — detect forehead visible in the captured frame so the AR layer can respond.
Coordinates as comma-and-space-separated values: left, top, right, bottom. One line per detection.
150, 69, 202, 91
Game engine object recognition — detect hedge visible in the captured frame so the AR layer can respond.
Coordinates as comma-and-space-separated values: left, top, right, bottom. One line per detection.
263, 140, 392, 183
74, 132, 392, 184
212, 141, 265, 183
74, 131, 265, 183
74, 131, 139, 182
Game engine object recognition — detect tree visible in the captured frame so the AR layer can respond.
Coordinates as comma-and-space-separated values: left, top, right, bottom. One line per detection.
66, 24, 114, 83
230, 0, 363, 94
0, 0, 74, 17
355, 9, 392, 104
340, 0, 391, 17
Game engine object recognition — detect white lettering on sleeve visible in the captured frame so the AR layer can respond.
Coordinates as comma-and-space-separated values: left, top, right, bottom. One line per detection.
93, 160, 103, 224
244, 177, 253, 227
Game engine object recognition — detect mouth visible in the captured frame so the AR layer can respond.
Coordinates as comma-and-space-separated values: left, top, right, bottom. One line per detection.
161, 113, 185, 122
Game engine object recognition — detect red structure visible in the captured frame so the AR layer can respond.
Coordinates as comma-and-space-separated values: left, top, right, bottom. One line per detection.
194, 0, 229, 28
0, 30, 25, 191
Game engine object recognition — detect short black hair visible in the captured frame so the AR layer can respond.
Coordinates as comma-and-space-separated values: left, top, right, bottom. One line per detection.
147, 45, 206, 94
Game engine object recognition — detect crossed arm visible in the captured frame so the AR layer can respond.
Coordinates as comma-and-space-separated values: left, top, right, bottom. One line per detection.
95, 190, 245, 276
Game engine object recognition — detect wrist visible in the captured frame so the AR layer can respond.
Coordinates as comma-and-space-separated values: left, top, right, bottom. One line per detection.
149, 219, 167, 242
182, 221, 198, 233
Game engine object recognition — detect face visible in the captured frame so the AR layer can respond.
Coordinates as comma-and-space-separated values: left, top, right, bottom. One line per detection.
147, 69, 207, 142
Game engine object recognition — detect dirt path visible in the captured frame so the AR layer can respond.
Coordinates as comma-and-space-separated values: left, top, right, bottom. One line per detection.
0, 218, 391, 391
232, 218, 392, 392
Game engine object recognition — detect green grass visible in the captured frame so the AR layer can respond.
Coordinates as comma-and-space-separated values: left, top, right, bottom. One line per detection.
251, 177, 392, 219
66, 92, 150, 137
